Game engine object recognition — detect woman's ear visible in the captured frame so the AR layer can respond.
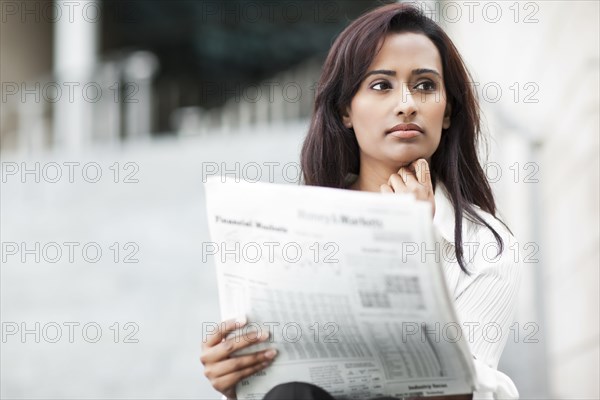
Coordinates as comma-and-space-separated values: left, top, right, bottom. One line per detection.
342, 108, 353, 129
442, 102, 452, 130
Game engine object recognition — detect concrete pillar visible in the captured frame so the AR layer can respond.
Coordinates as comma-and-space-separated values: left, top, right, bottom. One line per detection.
52, 0, 99, 151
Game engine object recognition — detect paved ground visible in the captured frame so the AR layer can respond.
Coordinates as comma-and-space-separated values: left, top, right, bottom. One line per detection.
1, 121, 308, 399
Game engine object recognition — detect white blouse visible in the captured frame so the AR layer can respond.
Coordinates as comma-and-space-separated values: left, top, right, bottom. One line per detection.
432, 183, 522, 399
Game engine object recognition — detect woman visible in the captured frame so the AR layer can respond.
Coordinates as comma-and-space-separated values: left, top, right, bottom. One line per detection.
201, 3, 521, 399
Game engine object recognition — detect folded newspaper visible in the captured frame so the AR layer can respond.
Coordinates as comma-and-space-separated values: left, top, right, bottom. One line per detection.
204, 177, 476, 399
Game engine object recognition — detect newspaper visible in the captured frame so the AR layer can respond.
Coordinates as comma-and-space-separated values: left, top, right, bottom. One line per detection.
204, 177, 476, 399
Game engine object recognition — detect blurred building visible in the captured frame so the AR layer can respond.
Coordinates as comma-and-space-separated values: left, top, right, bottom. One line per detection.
1, 0, 381, 151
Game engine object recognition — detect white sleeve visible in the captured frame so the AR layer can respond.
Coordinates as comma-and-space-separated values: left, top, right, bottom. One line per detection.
472, 358, 520, 400
452, 247, 522, 369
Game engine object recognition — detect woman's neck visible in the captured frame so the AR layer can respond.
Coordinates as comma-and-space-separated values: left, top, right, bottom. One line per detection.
349, 166, 394, 192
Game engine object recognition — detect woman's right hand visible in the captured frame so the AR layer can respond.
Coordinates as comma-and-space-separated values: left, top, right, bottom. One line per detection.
200, 316, 278, 399
380, 159, 436, 219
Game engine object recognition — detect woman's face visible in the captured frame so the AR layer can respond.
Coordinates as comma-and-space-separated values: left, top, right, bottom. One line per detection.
343, 32, 451, 169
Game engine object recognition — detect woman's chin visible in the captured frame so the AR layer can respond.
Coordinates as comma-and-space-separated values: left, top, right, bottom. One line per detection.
386, 151, 432, 168
388, 156, 421, 168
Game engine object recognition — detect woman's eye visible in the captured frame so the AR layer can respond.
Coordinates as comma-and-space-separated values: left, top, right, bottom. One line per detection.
414, 81, 436, 91
371, 82, 392, 91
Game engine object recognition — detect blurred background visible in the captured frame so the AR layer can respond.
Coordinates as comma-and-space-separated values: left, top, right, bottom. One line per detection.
1, 0, 598, 398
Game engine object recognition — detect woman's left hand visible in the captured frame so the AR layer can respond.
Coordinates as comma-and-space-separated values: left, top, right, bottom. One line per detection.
380, 158, 436, 218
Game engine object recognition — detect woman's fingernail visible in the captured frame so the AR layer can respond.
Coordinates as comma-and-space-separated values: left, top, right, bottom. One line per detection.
264, 349, 278, 359
235, 315, 247, 325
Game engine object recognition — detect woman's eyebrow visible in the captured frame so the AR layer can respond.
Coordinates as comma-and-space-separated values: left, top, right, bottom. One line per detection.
364, 68, 441, 79
412, 68, 442, 78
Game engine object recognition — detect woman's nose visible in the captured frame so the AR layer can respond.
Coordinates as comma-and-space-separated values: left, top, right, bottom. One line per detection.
393, 83, 417, 117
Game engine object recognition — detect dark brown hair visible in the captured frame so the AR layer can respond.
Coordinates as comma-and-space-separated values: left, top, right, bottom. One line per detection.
300, 2, 510, 273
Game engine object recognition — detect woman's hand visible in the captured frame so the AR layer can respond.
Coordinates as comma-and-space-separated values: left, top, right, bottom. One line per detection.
380, 158, 436, 218
200, 316, 278, 399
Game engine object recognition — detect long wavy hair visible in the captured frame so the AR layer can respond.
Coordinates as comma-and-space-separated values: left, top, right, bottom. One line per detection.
300, 2, 510, 273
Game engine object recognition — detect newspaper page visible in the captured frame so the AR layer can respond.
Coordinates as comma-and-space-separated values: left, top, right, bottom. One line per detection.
203, 177, 476, 399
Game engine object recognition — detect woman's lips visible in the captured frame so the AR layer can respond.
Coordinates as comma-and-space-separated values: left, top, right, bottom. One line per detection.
387, 130, 422, 139
386, 123, 423, 139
